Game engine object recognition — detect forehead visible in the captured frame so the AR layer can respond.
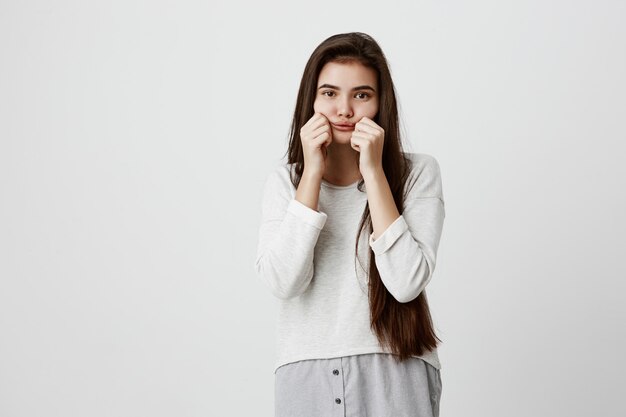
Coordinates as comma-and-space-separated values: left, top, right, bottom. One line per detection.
317, 61, 378, 87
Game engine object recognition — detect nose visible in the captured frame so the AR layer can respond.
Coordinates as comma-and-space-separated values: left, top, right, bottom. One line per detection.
337, 98, 353, 118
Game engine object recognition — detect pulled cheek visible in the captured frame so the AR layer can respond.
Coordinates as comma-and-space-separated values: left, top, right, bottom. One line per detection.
366, 106, 379, 120
313, 103, 329, 117
355, 105, 377, 121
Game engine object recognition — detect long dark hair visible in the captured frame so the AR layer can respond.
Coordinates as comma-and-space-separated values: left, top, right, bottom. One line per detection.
283, 32, 441, 363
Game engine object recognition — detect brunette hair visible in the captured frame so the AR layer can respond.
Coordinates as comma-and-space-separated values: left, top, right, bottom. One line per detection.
283, 32, 441, 363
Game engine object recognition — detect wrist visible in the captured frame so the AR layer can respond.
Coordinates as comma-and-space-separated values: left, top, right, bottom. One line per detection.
363, 166, 385, 183
302, 169, 323, 183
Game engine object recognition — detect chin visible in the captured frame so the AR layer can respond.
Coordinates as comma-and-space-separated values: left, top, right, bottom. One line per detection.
332, 130, 353, 141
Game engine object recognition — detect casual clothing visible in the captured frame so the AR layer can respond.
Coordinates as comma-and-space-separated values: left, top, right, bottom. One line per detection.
254, 151, 446, 374
275, 352, 442, 417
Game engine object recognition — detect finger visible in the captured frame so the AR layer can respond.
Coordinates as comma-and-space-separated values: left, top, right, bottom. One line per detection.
358, 118, 385, 135
313, 112, 331, 125
354, 121, 380, 136
350, 135, 365, 151
313, 131, 331, 146
322, 137, 331, 148
350, 134, 367, 144
308, 124, 331, 141
303, 115, 329, 135
350, 130, 373, 142
357, 116, 380, 128
303, 112, 323, 130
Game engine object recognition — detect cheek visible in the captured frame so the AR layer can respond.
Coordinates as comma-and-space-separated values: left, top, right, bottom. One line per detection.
313, 98, 328, 114
360, 102, 379, 118
313, 101, 319, 113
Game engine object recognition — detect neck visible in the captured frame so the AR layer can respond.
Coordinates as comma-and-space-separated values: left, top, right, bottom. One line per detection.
323, 142, 362, 185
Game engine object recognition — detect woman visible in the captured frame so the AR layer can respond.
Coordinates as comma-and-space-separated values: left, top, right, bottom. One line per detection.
254, 32, 446, 417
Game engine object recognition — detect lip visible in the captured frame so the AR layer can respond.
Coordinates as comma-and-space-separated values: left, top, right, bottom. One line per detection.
331, 122, 355, 131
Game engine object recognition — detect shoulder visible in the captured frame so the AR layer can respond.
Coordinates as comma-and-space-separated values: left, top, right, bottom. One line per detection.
401, 152, 444, 200
403, 152, 441, 174
262, 162, 296, 195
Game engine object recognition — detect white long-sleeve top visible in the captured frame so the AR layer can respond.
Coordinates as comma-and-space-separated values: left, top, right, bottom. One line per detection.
254, 152, 446, 374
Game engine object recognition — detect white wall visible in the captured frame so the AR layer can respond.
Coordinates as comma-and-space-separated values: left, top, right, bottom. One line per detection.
1, 0, 624, 416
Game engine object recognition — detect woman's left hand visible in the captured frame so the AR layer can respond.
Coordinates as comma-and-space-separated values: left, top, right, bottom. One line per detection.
350, 117, 384, 179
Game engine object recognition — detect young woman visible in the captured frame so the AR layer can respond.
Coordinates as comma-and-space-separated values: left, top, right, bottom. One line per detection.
255, 32, 446, 417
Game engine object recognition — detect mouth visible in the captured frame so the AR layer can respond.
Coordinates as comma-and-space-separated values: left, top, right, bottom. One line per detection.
331, 123, 355, 131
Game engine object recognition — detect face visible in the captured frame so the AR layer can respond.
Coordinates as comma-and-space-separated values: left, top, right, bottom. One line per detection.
313, 60, 379, 142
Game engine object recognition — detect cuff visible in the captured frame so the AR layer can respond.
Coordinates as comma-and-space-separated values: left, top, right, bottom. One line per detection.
369, 215, 409, 255
287, 199, 328, 230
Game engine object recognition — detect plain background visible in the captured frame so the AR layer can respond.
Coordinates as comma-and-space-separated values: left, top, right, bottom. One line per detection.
1, 0, 625, 416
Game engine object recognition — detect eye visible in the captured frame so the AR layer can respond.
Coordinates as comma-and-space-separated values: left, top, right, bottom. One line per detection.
355, 92, 371, 99
322, 90, 335, 97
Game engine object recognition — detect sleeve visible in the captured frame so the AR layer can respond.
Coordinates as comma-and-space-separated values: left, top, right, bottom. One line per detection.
254, 168, 328, 299
368, 155, 445, 303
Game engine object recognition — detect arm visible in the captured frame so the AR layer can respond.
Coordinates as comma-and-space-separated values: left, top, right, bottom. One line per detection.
254, 168, 327, 299
366, 155, 445, 303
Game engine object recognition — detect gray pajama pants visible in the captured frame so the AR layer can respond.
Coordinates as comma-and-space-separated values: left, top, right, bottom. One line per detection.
274, 352, 442, 417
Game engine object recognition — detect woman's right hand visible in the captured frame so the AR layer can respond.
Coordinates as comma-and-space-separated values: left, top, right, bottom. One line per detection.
300, 112, 332, 178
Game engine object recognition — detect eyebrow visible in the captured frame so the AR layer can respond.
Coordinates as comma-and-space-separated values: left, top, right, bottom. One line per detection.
317, 83, 376, 92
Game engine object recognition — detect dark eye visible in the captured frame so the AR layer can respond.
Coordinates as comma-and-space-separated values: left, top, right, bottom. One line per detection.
322, 90, 335, 97
356, 92, 370, 99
